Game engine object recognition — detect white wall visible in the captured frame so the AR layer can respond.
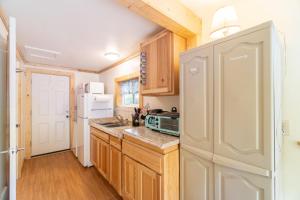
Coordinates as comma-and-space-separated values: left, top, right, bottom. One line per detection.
98, 56, 180, 119
182, 0, 300, 199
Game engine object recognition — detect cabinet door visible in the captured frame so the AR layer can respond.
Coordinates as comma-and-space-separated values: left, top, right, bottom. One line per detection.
157, 31, 172, 91
137, 163, 161, 200
180, 46, 214, 155
123, 155, 138, 200
141, 40, 158, 93
214, 29, 272, 169
98, 140, 110, 179
180, 149, 214, 200
109, 145, 122, 195
214, 165, 272, 200
90, 135, 98, 168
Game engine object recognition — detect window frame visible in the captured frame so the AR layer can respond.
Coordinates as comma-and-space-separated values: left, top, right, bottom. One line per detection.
114, 72, 142, 108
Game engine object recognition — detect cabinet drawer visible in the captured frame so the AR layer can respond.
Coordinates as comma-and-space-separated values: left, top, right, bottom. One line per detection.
91, 127, 109, 143
122, 140, 163, 174
110, 135, 122, 150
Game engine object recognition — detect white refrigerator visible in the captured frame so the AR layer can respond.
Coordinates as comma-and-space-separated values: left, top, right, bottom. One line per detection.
75, 93, 113, 167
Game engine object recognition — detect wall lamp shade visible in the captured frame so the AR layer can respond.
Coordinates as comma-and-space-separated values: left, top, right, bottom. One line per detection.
210, 5, 240, 40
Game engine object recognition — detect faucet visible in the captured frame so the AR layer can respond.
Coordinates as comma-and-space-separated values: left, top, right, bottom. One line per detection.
116, 115, 128, 125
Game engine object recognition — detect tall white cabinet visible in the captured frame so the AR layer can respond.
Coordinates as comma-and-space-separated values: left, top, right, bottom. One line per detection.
180, 21, 282, 200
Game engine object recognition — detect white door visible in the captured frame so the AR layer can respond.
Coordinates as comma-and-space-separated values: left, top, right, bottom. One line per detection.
213, 29, 272, 170
180, 46, 214, 156
180, 149, 214, 200
0, 17, 18, 200
32, 73, 70, 156
214, 164, 272, 200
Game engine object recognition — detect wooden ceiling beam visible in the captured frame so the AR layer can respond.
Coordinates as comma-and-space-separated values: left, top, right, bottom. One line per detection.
118, 0, 202, 48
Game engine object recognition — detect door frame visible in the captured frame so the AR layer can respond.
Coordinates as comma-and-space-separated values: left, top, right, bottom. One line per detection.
25, 68, 75, 159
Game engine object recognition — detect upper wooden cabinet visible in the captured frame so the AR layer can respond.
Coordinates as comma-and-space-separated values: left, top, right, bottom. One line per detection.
140, 30, 186, 96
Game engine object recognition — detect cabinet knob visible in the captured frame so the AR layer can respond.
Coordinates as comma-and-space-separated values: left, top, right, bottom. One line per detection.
161, 78, 164, 82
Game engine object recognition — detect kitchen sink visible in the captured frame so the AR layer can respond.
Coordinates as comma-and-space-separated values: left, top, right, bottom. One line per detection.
97, 122, 128, 128
96, 116, 129, 128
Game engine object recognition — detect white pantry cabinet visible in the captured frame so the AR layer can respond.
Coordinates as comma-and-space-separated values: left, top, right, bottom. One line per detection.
213, 28, 272, 170
180, 45, 214, 156
214, 164, 272, 200
180, 21, 283, 200
180, 149, 214, 200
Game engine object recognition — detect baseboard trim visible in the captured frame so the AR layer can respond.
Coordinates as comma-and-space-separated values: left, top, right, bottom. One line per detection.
31, 149, 71, 158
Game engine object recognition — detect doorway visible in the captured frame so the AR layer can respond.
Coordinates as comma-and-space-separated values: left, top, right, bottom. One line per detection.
31, 73, 70, 156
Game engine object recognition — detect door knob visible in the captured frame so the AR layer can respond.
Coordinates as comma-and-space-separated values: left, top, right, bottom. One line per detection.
0, 147, 25, 154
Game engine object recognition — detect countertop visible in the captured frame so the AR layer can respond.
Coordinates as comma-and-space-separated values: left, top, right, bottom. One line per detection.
89, 118, 179, 150
122, 127, 179, 150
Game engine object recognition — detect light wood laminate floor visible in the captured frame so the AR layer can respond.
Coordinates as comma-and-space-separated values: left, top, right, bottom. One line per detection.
17, 151, 121, 200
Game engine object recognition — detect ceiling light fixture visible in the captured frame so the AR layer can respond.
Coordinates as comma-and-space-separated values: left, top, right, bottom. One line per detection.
104, 52, 120, 61
210, 5, 240, 40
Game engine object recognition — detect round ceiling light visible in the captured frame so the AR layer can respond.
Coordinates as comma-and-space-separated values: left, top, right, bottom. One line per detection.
104, 52, 120, 61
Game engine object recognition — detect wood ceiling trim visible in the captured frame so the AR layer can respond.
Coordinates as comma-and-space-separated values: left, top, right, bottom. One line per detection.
117, 0, 202, 48
98, 51, 140, 74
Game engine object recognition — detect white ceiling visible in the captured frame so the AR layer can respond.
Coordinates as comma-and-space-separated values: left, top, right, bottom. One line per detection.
1, 0, 161, 71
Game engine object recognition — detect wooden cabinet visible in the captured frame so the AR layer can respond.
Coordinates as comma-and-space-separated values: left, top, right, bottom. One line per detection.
123, 155, 161, 200
90, 135, 98, 167
90, 129, 110, 180
123, 155, 138, 200
90, 127, 179, 200
122, 138, 179, 200
137, 163, 161, 200
98, 139, 110, 179
110, 145, 122, 195
140, 30, 186, 96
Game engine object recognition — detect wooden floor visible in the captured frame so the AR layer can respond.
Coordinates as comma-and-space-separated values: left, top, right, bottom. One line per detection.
17, 151, 121, 200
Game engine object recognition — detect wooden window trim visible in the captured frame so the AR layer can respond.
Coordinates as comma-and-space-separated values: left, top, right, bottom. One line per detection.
114, 72, 143, 108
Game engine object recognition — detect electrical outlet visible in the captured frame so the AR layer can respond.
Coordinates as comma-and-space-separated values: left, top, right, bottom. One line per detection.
282, 120, 289, 136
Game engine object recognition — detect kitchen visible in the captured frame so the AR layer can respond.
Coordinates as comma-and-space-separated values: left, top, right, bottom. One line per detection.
0, 0, 299, 200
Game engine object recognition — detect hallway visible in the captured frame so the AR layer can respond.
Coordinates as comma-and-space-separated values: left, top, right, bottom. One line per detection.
17, 151, 121, 200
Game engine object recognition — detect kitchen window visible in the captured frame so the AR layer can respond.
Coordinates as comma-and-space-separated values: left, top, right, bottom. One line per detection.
115, 72, 141, 107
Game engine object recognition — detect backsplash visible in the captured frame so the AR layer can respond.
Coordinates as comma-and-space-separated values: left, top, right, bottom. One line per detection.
114, 106, 134, 121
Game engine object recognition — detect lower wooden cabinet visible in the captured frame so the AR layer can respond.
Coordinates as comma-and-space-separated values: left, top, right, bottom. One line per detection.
91, 127, 179, 200
137, 163, 161, 200
90, 135, 98, 167
123, 155, 161, 200
123, 155, 138, 200
98, 140, 110, 179
110, 145, 122, 195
